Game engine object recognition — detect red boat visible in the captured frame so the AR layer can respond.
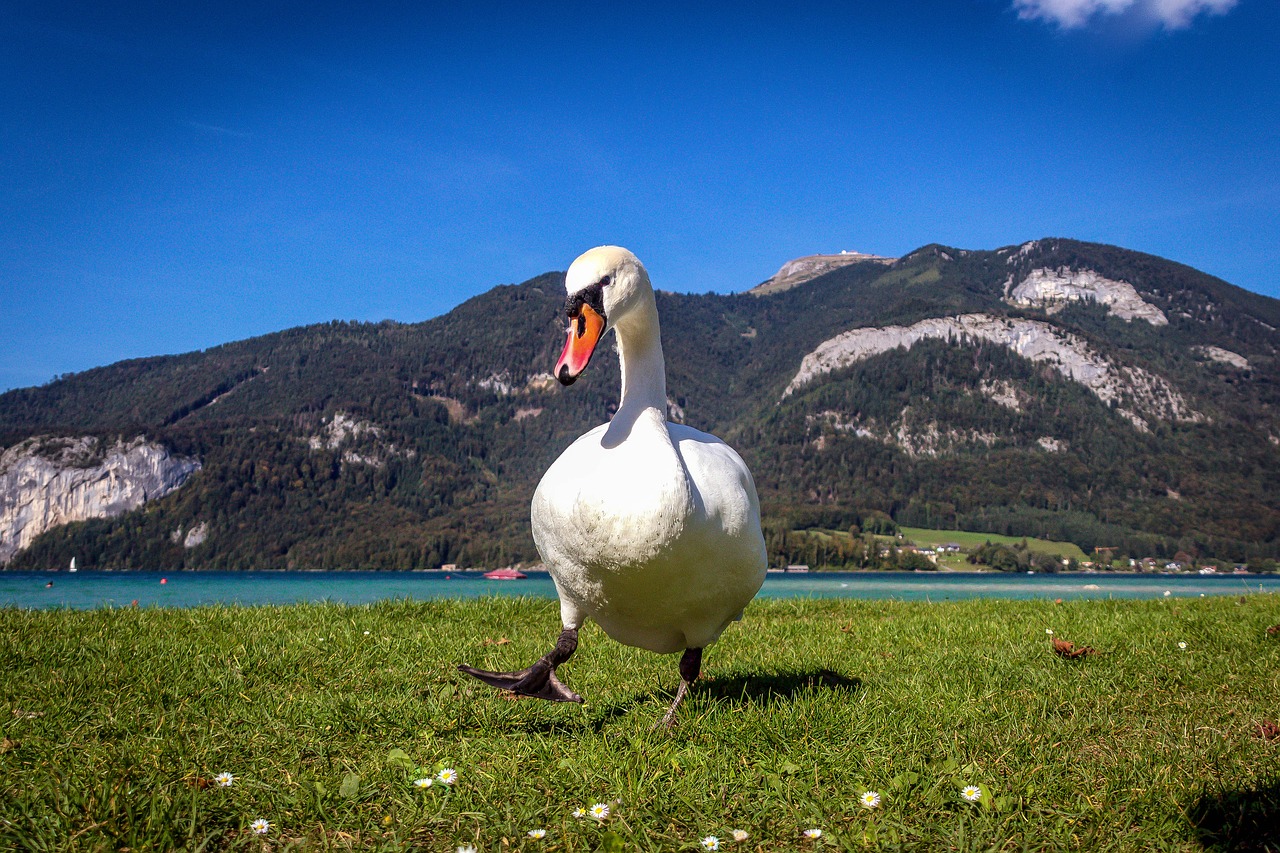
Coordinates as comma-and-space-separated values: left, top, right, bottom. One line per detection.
483, 568, 527, 580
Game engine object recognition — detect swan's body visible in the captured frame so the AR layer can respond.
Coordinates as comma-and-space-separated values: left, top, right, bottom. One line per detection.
534, 414, 766, 655
459, 246, 767, 724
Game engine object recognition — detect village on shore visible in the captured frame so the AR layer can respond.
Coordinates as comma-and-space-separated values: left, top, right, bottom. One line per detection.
429, 532, 1276, 577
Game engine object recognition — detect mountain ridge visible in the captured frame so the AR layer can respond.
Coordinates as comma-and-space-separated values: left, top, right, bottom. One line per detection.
750, 250, 896, 295
2, 238, 1277, 569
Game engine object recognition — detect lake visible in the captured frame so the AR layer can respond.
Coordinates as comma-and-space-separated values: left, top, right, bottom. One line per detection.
2, 570, 1277, 610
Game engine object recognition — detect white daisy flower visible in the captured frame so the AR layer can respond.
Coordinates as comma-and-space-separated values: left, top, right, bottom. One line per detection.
457, 846, 477, 853
413, 777, 433, 789
803, 828, 823, 839
731, 829, 749, 842
589, 802, 610, 820
214, 772, 234, 788
527, 828, 547, 839
572, 808, 585, 819
860, 790, 881, 808
961, 785, 982, 802
1045, 628, 1054, 635
702, 836, 720, 850
1178, 641, 1187, 650
250, 818, 270, 834
437, 768, 458, 785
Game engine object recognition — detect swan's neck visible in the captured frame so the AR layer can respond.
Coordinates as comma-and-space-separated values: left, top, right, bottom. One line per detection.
614, 302, 667, 421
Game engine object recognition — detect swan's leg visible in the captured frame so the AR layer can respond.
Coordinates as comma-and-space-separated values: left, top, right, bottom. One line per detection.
457, 627, 583, 703
656, 647, 702, 729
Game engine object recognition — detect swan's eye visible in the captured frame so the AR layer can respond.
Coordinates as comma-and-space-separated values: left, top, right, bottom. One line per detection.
598, 276, 611, 288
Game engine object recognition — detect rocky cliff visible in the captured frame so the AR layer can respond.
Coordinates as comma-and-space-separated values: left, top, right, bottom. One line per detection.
1005, 266, 1169, 325
783, 313, 1204, 429
0, 436, 200, 564
750, 251, 895, 295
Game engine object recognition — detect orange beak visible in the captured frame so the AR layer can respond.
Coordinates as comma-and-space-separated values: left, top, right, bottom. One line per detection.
555, 303, 605, 385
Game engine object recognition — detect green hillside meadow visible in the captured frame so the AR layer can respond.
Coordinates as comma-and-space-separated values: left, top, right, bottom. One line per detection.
2, 595, 1278, 851
896, 528, 1087, 561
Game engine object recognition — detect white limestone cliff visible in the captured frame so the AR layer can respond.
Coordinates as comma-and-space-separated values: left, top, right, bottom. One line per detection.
0, 436, 201, 564
1193, 345, 1250, 370
806, 409, 1000, 457
475, 372, 563, 395
783, 313, 1202, 429
1005, 267, 1168, 325
305, 412, 416, 468
308, 412, 383, 450
170, 521, 209, 549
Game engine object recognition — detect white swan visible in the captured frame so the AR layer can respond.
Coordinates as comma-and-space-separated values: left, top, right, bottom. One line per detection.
459, 246, 767, 725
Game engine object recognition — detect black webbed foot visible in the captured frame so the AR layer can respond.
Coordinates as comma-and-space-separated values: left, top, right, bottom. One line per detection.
457, 627, 584, 703
457, 661, 583, 703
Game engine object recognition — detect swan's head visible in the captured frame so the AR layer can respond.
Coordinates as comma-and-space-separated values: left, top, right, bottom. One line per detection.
555, 246, 652, 385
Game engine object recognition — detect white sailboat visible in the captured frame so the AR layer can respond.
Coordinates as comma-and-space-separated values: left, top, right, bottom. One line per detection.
69, 557, 77, 573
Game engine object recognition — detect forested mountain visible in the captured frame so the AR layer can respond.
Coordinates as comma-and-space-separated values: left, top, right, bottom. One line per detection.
3, 239, 1278, 570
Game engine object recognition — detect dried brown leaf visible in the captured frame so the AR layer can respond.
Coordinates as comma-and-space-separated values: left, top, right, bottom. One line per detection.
481, 637, 511, 647
1254, 720, 1280, 741
1052, 638, 1100, 658
1266, 624, 1279, 637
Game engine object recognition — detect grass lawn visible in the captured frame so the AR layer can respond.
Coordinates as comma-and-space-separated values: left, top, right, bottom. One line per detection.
2, 595, 1278, 851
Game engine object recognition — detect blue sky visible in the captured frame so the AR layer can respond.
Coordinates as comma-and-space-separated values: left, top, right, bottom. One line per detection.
2, 0, 1276, 392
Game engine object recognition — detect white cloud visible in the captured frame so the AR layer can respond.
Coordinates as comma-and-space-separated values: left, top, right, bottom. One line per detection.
1013, 0, 1238, 29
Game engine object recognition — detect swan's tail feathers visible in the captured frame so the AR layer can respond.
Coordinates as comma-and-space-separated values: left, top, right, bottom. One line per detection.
457, 661, 584, 703
456, 626, 584, 704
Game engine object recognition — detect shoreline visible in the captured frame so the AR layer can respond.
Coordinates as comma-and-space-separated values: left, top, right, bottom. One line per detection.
4, 566, 1270, 578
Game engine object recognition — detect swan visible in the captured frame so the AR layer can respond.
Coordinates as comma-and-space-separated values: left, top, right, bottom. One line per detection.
458, 246, 767, 726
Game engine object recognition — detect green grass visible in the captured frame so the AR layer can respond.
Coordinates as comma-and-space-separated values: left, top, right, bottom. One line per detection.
896, 527, 1089, 562
2, 596, 1278, 851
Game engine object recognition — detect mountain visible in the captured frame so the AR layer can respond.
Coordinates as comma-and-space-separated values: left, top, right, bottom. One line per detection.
750, 251, 895, 295
2, 239, 1278, 570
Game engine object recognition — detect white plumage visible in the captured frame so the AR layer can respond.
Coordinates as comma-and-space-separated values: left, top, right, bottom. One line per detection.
534, 410, 766, 654
460, 246, 766, 724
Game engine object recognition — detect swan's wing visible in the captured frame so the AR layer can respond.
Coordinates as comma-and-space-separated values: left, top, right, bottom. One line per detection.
668, 423, 764, 548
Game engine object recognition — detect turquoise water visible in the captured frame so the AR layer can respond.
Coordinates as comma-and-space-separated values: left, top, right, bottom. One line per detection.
2, 570, 1276, 610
